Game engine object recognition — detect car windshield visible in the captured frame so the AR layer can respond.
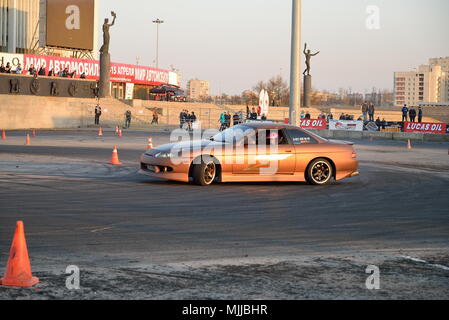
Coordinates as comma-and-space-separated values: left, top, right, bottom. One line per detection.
211, 125, 253, 143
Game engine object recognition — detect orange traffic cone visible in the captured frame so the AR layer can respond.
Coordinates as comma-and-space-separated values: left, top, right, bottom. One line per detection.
147, 137, 153, 149
0, 221, 39, 287
118, 129, 123, 137
1, 130, 6, 141
25, 134, 31, 146
109, 146, 122, 165
98, 127, 103, 136
407, 139, 412, 150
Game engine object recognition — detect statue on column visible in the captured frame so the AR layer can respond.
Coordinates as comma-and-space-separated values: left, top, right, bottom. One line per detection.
303, 43, 320, 76
100, 11, 116, 54
99, 11, 116, 98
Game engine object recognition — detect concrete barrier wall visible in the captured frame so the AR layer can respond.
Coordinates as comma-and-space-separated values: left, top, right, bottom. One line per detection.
308, 129, 449, 142
0, 74, 97, 98
1, 94, 448, 143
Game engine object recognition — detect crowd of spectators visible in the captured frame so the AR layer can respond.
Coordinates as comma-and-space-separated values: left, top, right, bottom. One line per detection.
0, 61, 87, 79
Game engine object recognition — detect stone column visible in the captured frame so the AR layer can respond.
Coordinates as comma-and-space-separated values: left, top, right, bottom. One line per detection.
303, 74, 312, 108
99, 52, 110, 98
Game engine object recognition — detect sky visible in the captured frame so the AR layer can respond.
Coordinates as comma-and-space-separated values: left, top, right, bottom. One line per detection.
98, 0, 449, 95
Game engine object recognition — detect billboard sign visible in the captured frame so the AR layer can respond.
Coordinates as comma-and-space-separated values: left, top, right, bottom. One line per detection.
23, 54, 99, 79
0, 53, 24, 69
45, 0, 95, 50
300, 119, 327, 130
22, 54, 170, 86
403, 122, 446, 134
329, 120, 364, 131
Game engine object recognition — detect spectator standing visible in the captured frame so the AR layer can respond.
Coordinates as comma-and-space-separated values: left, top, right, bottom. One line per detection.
125, 110, 132, 129
401, 105, 409, 122
250, 108, 258, 120
5, 63, 12, 73
189, 112, 197, 131
233, 113, 240, 126
409, 107, 417, 123
368, 103, 375, 122
38, 66, 46, 76
48, 69, 54, 77
94, 104, 102, 125
225, 112, 231, 129
418, 107, 423, 123
300, 111, 305, 120
0, 63, 5, 73
61, 68, 69, 78
305, 113, 311, 120
28, 64, 37, 76
151, 110, 159, 125
179, 110, 185, 129
361, 102, 369, 122
15, 63, 23, 74
219, 112, 226, 131
80, 72, 86, 79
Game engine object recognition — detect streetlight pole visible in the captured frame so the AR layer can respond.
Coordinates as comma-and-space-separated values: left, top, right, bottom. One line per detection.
289, 0, 302, 126
152, 18, 164, 69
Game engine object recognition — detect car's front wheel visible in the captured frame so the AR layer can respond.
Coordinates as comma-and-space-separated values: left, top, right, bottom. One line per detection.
192, 157, 217, 186
306, 158, 333, 185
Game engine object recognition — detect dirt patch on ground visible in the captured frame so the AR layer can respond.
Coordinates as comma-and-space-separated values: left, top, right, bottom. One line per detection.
1, 253, 448, 300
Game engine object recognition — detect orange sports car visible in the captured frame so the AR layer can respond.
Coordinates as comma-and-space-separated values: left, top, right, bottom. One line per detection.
139, 123, 359, 186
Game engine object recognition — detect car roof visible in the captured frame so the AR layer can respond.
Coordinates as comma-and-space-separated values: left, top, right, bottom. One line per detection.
242, 122, 302, 130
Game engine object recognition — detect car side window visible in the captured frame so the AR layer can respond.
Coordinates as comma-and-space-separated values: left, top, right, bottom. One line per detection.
257, 130, 290, 146
286, 130, 317, 145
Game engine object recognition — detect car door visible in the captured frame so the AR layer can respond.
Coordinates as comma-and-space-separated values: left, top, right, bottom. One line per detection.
284, 129, 320, 174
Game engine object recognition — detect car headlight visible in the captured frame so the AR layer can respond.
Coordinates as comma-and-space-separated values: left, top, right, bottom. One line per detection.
154, 151, 170, 158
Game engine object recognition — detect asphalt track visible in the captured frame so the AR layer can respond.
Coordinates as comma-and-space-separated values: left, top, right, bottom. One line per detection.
0, 130, 448, 299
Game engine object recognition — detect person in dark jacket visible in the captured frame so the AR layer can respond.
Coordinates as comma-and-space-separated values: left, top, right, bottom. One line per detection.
233, 113, 240, 126
179, 110, 186, 129
409, 107, 417, 123
225, 112, 232, 128
94, 104, 102, 125
189, 112, 197, 131
28, 64, 37, 76
4, 63, 12, 73
38, 66, 46, 76
125, 110, 132, 129
368, 103, 375, 122
418, 107, 423, 123
250, 108, 258, 120
401, 105, 409, 122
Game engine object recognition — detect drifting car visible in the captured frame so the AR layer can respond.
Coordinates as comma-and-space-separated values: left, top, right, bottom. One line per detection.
139, 123, 359, 186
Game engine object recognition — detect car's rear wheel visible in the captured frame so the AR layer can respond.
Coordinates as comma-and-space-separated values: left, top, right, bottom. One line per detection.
192, 157, 217, 186
306, 158, 333, 185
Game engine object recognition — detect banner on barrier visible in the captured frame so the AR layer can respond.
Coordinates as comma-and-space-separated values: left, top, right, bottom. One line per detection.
22, 54, 170, 86
329, 120, 364, 131
403, 122, 446, 134
300, 119, 327, 130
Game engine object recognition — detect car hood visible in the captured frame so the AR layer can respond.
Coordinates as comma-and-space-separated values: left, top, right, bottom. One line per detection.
148, 140, 226, 154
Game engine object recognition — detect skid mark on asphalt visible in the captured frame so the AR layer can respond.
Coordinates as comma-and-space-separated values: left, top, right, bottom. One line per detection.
401, 256, 449, 271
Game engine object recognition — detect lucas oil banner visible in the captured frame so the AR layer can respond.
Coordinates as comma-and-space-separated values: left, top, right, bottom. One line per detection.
300, 119, 327, 130
403, 122, 446, 134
